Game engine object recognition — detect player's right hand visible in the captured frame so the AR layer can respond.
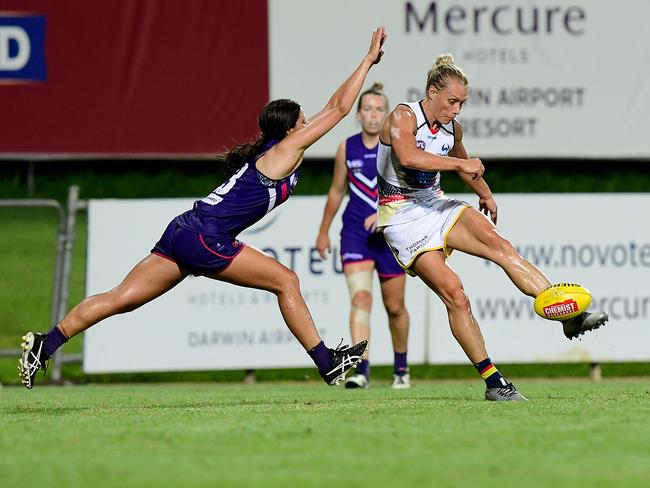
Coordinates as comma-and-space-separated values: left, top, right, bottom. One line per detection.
459, 158, 484, 180
316, 232, 331, 259
363, 213, 379, 233
365, 26, 386, 66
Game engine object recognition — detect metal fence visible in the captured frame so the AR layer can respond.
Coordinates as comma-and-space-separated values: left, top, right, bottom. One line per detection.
0, 186, 84, 381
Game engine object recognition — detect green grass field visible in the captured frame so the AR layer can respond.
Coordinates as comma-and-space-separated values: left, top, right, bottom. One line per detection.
2, 380, 649, 487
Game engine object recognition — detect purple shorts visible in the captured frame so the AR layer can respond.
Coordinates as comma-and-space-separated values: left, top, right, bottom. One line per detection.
151, 219, 244, 276
340, 230, 404, 278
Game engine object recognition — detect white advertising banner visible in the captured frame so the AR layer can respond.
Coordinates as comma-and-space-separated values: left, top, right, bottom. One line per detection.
83, 197, 429, 373
84, 194, 650, 372
428, 193, 650, 364
269, 0, 650, 158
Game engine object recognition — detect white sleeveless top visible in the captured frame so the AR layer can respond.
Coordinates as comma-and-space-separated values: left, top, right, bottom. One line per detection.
376, 100, 455, 226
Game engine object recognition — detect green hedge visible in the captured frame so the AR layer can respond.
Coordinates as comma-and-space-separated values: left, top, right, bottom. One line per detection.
0, 158, 649, 201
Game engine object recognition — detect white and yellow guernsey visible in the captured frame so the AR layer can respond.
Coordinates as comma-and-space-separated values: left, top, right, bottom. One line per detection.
376, 100, 469, 270
376, 100, 456, 226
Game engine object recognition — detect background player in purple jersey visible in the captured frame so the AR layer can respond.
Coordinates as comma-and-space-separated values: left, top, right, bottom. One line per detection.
18, 26, 388, 390
316, 83, 411, 390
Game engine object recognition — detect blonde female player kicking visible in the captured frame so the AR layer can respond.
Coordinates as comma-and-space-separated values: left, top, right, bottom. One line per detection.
376, 54, 609, 401
18, 27, 389, 390
316, 83, 411, 390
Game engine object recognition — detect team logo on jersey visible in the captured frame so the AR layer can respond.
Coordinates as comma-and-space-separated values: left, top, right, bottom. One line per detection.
416, 140, 426, 150
289, 174, 299, 192
441, 143, 450, 155
347, 159, 363, 169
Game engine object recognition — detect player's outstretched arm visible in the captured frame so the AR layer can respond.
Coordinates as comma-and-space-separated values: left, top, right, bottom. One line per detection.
259, 26, 386, 179
387, 106, 485, 180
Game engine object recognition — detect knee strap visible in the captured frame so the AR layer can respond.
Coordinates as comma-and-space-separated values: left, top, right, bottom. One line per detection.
350, 305, 371, 327
346, 270, 373, 299
346, 270, 373, 327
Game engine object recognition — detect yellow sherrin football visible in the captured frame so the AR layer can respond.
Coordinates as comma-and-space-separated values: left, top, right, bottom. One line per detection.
534, 283, 592, 321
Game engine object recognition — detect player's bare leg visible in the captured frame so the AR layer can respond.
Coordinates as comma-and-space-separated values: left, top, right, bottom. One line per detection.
413, 249, 526, 401
379, 274, 409, 353
61, 254, 188, 337
447, 207, 608, 338
412, 250, 487, 363
343, 261, 374, 388
216, 245, 367, 385
379, 273, 411, 388
20, 254, 187, 388
216, 245, 322, 349
446, 208, 550, 297
344, 261, 374, 355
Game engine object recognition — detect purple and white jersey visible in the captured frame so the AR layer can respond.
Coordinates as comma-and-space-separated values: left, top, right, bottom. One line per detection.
341, 133, 378, 233
175, 140, 299, 237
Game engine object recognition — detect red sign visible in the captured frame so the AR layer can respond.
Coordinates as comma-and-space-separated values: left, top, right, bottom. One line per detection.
0, 1, 268, 155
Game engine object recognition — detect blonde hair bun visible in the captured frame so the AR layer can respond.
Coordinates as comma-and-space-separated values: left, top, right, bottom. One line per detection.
370, 82, 384, 92
426, 53, 467, 91
435, 54, 455, 67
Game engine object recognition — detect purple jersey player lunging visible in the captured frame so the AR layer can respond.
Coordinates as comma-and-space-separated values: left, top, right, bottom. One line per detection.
316, 83, 411, 390
18, 26, 388, 390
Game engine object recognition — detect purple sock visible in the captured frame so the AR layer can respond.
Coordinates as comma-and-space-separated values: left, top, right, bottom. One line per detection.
307, 341, 332, 373
43, 325, 69, 359
394, 351, 408, 375
356, 359, 369, 378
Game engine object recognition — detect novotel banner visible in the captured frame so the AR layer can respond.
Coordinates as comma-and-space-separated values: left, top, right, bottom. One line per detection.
83, 195, 650, 373
269, 0, 650, 158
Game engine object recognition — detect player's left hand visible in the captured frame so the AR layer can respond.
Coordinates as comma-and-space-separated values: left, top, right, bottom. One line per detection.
365, 26, 387, 66
364, 213, 379, 233
479, 196, 498, 225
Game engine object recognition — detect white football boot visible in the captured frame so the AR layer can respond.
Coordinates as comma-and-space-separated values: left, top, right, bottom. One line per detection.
344, 373, 369, 389
391, 372, 411, 390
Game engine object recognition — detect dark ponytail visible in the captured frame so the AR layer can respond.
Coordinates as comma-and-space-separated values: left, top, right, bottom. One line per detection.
222, 99, 301, 176
221, 137, 266, 177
